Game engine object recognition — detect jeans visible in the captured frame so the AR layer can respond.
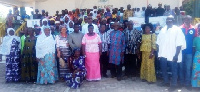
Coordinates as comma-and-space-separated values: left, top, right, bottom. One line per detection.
160, 57, 178, 86
178, 54, 193, 86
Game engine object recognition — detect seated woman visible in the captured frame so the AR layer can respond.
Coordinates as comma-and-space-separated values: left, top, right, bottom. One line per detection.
65, 48, 86, 89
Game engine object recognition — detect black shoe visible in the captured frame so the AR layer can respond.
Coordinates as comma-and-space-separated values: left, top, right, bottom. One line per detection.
117, 77, 122, 81
103, 74, 108, 78
159, 82, 170, 87
168, 86, 177, 92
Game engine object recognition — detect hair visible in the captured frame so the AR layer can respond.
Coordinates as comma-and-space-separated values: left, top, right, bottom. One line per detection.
142, 23, 153, 33
100, 24, 106, 28
184, 15, 192, 20
59, 25, 66, 31
88, 24, 94, 28
74, 23, 80, 27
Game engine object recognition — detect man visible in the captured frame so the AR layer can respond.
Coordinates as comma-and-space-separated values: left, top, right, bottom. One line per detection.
123, 4, 133, 21
81, 16, 99, 34
104, 8, 112, 19
134, 8, 143, 17
91, 6, 98, 19
141, 7, 146, 17
145, 4, 154, 23
124, 21, 142, 78
156, 3, 165, 16
163, 5, 173, 16
179, 15, 195, 90
157, 15, 186, 91
33, 9, 41, 19
69, 23, 84, 50
98, 24, 109, 77
108, 22, 125, 81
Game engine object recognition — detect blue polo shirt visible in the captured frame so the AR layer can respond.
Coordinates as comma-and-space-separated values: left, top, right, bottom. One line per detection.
181, 25, 195, 54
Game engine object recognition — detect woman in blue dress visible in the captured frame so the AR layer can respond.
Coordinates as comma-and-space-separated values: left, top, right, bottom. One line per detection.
0, 28, 21, 82
36, 26, 58, 84
65, 48, 86, 89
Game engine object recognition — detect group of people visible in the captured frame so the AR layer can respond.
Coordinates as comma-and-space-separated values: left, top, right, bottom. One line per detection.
0, 3, 200, 91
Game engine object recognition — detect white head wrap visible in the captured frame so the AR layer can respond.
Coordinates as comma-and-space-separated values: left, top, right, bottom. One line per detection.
36, 26, 56, 58
0, 28, 20, 55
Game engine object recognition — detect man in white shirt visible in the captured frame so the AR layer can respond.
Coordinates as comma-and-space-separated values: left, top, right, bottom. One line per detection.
134, 8, 143, 18
82, 16, 99, 34
156, 15, 186, 91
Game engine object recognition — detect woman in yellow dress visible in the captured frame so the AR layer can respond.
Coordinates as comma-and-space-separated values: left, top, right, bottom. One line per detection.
140, 23, 156, 83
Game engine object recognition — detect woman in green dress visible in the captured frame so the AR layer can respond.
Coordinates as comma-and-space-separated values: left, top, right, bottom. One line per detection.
21, 28, 37, 83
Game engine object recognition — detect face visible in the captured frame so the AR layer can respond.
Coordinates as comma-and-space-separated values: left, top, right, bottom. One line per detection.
100, 25, 106, 33
65, 17, 69, 23
88, 26, 94, 33
44, 28, 50, 37
69, 22, 74, 28
184, 17, 191, 25
60, 27, 67, 34
35, 29, 41, 35
113, 23, 119, 30
127, 5, 131, 9
84, 17, 88, 23
93, 19, 98, 24
74, 25, 80, 32
74, 50, 80, 57
158, 4, 162, 7
87, 16, 93, 24
43, 21, 48, 26
28, 29, 34, 36
145, 26, 151, 34
127, 22, 133, 30
9, 30, 14, 36
166, 18, 174, 27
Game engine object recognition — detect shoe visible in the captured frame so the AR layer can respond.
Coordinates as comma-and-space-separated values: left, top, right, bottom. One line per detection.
141, 79, 146, 82
158, 82, 170, 87
103, 74, 108, 78
168, 86, 177, 92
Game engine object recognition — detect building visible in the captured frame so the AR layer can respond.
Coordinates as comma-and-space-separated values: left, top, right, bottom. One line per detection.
0, 0, 183, 16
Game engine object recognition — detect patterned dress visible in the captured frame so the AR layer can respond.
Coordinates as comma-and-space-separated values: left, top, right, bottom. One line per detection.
140, 34, 156, 82
21, 38, 37, 82
109, 30, 125, 65
65, 56, 86, 89
6, 38, 21, 82
192, 37, 200, 87
37, 53, 59, 84
55, 35, 71, 78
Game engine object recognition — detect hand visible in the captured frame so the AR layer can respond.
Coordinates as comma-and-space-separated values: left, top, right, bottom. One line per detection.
120, 52, 124, 57
99, 51, 102, 56
149, 54, 154, 59
57, 52, 61, 58
107, 51, 109, 56
173, 55, 178, 62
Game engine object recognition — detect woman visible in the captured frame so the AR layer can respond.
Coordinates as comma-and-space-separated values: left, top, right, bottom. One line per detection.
140, 23, 156, 83
82, 24, 102, 81
36, 26, 58, 84
65, 48, 86, 89
68, 21, 74, 34
0, 28, 21, 82
56, 26, 71, 80
192, 25, 200, 87
21, 28, 37, 83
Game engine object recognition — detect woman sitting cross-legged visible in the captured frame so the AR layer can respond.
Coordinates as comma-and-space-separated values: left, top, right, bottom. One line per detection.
65, 48, 86, 89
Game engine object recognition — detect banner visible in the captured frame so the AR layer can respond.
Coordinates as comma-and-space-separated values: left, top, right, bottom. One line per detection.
128, 16, 167, 27
27, 19, 41, 28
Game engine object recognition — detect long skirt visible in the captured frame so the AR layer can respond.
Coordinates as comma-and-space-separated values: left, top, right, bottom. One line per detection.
85, 52, 101, 81
37, 53, 58, 84
140, 51, 156, 82
5, 39, 21, 82
192, 51, 200, 87
65, 71, 86, 89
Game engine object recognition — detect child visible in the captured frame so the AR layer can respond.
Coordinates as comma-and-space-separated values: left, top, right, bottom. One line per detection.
65, 48, 86, 89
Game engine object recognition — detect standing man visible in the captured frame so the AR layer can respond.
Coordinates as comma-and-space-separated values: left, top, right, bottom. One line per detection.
124, 21, 142, 78
69, 23, 84, 50
157, 15, 186, 91
123, 4, 134, 21
179, 15, 195, 90
108, 22, 125, 81
82, 16, 99, 34
156, 3, 165, 16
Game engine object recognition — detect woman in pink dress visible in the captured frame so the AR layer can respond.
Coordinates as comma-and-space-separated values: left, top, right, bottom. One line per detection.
82, 24, 102, 81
